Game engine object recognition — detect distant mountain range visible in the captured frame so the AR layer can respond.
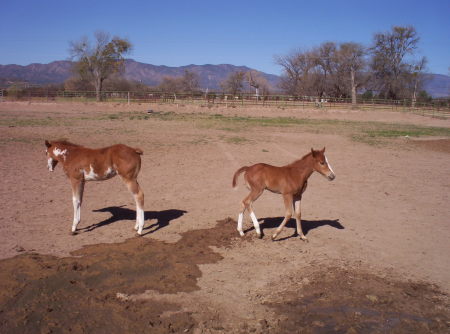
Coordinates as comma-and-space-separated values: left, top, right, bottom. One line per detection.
422, 74, 450, 98
0, 59, 280, 92
0, 59, 449, 97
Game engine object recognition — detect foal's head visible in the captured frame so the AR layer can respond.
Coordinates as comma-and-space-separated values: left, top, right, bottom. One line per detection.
45, 140, 69, 171
311, 147, 336, 181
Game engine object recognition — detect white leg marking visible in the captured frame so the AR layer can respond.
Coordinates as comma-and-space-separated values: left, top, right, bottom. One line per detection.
136, 206, 144, 235
237, 213, 244, 236
72, 196, 81, 232
250, 211, 261, 236
134, 194, 144, 235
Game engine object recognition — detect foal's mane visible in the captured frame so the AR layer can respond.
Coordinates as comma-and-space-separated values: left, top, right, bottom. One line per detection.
53, 140, 82, 148
287, 151, 313, 167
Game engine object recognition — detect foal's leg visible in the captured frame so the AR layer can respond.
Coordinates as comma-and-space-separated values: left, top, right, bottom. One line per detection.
294, 196, 307, 241
237, 202, 246, 237
271, 194, 293, 240
124, 178, 145, 235
238, 188, 263, 238
70, 178, 84, 234
244, 189, 264, 238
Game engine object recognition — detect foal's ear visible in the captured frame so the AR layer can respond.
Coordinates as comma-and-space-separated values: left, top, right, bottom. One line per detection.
45, 140, 51, 148
321, 147, 326, 153
311, 148, 316, 157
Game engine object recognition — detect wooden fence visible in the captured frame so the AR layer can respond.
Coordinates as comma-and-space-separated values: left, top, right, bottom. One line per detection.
1, 89, 449, 119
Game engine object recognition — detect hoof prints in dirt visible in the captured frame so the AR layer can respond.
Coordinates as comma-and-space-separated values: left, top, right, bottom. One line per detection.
0, 218, 240, 334
267, 267, 450, 334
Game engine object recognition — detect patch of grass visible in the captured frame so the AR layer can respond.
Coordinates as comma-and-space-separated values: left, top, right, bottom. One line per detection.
0, 137, 36, 145
129, 114, 150, 120
352, 123, 450, 145
187, 137, 211, 145
0, 117, 60, 127
222, 136, 250, 144
218, 126, 242, 132
2, 109, 449, 148
147, 112, 450, 145
363, 126, 450, 138
146, 111, 180, 121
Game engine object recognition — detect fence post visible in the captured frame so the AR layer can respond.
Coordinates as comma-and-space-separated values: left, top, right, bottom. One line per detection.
127, 91, 130, 105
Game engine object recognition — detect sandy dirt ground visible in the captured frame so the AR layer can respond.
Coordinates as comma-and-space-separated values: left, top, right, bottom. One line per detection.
0, 101, 449, 333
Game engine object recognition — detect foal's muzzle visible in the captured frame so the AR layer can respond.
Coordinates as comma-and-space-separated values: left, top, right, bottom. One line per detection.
47, 158, 56, 172
327, 172, 336, 181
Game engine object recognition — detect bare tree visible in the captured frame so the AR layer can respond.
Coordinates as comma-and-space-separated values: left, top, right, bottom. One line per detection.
158, 76, 182, 92
220, 71, 246, 95
180, 70, 200, 93
157, 70, 200, 93
64, 76, 93, 91
275, 50, 315, 96
409, 57, 427, 107
313, 42, 337, 97
246, 70, 270, 97
337, 42, 367, 105
370, 26, 420, 99
69, 31, 132, 101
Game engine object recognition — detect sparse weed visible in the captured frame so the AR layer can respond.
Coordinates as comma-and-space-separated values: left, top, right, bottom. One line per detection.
222, 136, 250, 144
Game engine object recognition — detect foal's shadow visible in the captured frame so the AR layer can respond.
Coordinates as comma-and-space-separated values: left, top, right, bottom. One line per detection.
246, 217, 344, 241
81, 206, 187, 235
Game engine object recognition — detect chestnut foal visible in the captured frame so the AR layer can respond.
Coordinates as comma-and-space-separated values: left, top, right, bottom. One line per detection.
45, 140, 145, 235
232, 148, 335, 241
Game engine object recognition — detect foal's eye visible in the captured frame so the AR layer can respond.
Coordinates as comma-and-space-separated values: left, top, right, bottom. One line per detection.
320, 161, 325, 165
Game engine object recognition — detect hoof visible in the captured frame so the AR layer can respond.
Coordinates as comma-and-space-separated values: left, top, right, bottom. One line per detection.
238, 231, 245, 237
271, 234, 277, 241
71, 231, 78, 236
300, 236, 308, 242
257, 233, 263, 239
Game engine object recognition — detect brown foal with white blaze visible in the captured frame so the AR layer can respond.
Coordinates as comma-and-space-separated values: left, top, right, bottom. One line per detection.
45, 140, 145, 235
232, 148, 336, 241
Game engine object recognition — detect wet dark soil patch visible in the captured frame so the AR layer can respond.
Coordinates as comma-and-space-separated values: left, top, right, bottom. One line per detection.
266, 267, 449, 334
0, 218, 240, 334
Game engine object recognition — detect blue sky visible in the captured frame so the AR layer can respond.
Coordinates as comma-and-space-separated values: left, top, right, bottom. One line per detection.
1, 0, 449, 75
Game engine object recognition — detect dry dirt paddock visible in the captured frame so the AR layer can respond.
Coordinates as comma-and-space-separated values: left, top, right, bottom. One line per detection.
0, 101, 449, 333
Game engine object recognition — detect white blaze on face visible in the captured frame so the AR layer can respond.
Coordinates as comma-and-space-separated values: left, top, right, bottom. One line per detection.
325, 156, 335, 174
83, 165, 99, 181
325, 155, 336, 180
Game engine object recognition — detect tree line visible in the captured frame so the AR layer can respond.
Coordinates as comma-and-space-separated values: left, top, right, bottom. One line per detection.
11, 26, 438, 103
275, 26, 430, 105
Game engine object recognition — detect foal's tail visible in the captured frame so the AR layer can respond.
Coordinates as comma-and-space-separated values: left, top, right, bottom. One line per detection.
232, 166, 248, 188
134, 148, 144, 155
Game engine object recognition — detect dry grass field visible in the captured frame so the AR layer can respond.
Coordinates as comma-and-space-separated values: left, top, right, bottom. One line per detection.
0, 101, 449, 333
